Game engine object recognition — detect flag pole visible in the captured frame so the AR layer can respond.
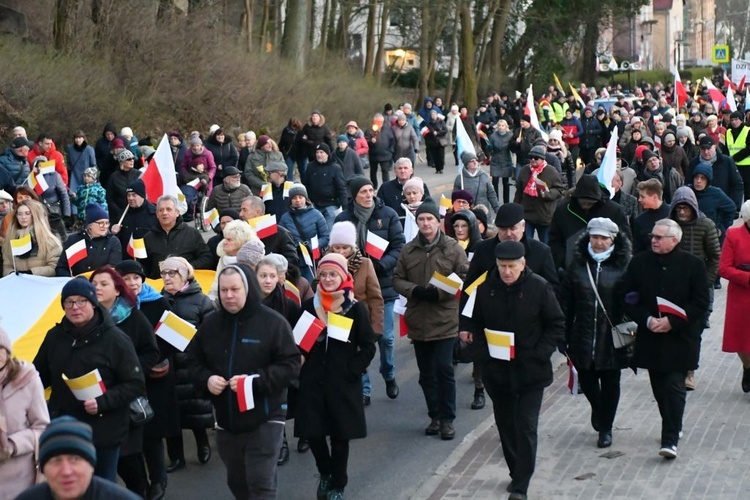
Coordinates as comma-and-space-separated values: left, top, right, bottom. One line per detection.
12, 254, 17, 275
117, 206, 129, 226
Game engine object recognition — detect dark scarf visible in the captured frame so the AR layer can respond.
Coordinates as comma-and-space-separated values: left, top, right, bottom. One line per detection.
353, 202, 376, 250
418, 230, 442, 252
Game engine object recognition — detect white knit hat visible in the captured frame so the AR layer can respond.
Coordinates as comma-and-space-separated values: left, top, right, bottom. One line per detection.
329, 221, 357, 248
120, 127, 133, 138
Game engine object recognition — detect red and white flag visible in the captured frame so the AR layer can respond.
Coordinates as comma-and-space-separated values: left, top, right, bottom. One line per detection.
292, 311, 325, 352
703, 78, 725, 110
186, 177, 201, 189
247, 214, 278, 239
140, 134, 184, 212
657, 296, 687, 321
365, 230, 389, 260
394, 296, 408, 338
420, 124, 430, 137
65, 239, 88, 269
127, 235, 147, 259
723, 74, 737, 91
310, 235, 321, 260
27, 172, 49, 196
567, 358, 580, 395
237, 374, 260, 412
674, 70, 688, 109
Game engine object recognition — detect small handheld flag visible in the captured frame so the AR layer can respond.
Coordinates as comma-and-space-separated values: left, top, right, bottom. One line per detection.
428, 271, 463, 296
284, 280, 301, 306
485, 329, 514, 360
204, 208, 220, 229
247, 214, 278, 239
237, 374, 260, 412
65, 239, 88, 269
567, 358, 580, 395
656, 296, 687, 321
439, 195, 451, 217
461, 271, 487, 318
155, 310, 198, 351
365, 231, 389, 260
293, 311, 326, 351
10, 234, 32, 256
283, 181, 294, 198
63, 369, 106, 401
127, 235, 147, 259
299, 243, 313, 267
327, 312, 353, 342
38, 160, 56, 176
310, 235, 321, 260
260, 183, 273, 202
28, 172, 49, 195
186, 177, 201, 189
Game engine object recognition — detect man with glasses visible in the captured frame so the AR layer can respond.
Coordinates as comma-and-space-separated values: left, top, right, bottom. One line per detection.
206, 166, 251, 213
32, 277, 145, 481
56, 203, 122, 276
623, 219, 709, 460
513, 145, 565, 243
140, 195, 213, 278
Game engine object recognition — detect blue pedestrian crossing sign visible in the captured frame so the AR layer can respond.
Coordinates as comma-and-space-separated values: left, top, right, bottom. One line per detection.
712, 45, 729, 64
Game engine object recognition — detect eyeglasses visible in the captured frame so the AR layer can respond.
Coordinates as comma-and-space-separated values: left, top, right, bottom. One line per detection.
160, 270, 179, 278
63, 298, 90, 309
675, 205, 692, 212
648, 233, 674, 241
91, 221, 109, 227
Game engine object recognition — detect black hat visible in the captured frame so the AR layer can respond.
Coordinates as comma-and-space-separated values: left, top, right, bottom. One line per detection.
39, 416, 97, 470
730, 111, 744, 120
521, 114, 532, 123
494, 240, 525, 260
114, 260, 146, 280
223, 166, 240, 176
61, 277, 98, 307
348, 175, 374, 200
219, 208, 240, 220
698, 136, 715, 148
471, 208, 488, 228
10, 137, 33, 149
415, 198, 440, 220
642, 149, 659, 163
126, 179, 147, 199
316, 143, 331, 156
494, 203, 524, 228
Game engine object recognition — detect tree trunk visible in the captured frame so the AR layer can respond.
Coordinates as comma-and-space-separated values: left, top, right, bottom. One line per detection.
458, 1, 477, 111
445, 13, 459, 105
374, 0, 390, 83
580, 19, 599, 84
309, 0, 316, 45
53, 0, 74, 51
484, 0, 511, 91
260, 0, 271, 52
363, 0, 377, 76
242, 0, 253, 53
281, 0, 308, 73
418, 0, 431, 104
320, 0, 329, 53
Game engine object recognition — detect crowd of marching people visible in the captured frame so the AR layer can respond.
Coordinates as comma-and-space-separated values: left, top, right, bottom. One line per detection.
1, 74, 750, 500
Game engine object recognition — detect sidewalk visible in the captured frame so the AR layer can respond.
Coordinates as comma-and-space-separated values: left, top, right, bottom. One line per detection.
414, 285, 750, 499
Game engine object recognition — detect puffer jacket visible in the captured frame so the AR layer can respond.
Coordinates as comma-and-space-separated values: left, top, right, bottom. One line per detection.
393, 231, 469, 341
204, 134, 239, 170
335, 198, 405, 300
206, 182, 252, 213
164, 280, 216, 430
0, 149, 30, 186
279, 203, 330, 260
668, 186, 721, 284
488, 129, 514, 178
560, 231, 632, 371
453, 168, 500, 214
303, 158, 348, 209
188, 265, 300, 434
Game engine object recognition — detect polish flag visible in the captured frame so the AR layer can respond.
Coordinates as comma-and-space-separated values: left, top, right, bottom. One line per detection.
247, 214, 278, 239
568, 358, 580, 395
65, 239, 88, 269
657, 296, 687, 321
237, 374, 260, 412
27, 172, 49, 195
140, 134, 184, 210
293, 311, 325, 352
127, 235, 147, 259
327, 312, 353, 342
674, 70, 688, 109
726, 87, 738, 112
394, 296, 408, 337
420, 124, 430, 137
703, 78, 725, 110
284, 280, 301, 306
186, 177, 201, 189
365, 231, 389, 260
723, 74, 737, 91
310, 235, 321, 260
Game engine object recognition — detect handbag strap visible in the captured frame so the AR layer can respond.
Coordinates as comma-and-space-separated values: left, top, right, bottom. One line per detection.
585, 262, 616, 330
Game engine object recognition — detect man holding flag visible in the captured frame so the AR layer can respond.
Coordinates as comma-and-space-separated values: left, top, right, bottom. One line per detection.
623, 219, 709, 460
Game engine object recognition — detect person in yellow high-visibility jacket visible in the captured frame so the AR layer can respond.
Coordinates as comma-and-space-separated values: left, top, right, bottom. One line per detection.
726, 111, 750, 199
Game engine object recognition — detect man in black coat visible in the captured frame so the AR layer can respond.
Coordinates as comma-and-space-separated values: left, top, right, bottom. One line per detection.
376, 157, 431, 224
302, 143, 348, 229
632, 179, 672, 253
623, 219, 709, 459
460, 240, 564, 499
548, 174, 631, 270
110, 180, 158, 250
239, 195, 300, 269
139, 195, 214, 279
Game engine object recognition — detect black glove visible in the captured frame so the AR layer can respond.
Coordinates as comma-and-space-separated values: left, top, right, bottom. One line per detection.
411, 286, 429, 301
557, 341, 568, 356
423, 286, 440, 303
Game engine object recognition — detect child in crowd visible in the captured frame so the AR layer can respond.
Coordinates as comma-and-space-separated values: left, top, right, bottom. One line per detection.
73, 167, 107, 223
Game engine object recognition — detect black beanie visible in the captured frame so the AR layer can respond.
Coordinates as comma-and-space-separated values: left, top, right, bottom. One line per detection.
39, 416, 97, 470
316, 143, 331, 156
349, 176, 374, 200
61, 277, 99, 307
114, 260, 146, 280
415, 198, 440, 220
126, 179, 147, 199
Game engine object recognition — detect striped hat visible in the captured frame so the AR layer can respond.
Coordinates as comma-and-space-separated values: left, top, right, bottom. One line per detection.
39, 416, 97, 469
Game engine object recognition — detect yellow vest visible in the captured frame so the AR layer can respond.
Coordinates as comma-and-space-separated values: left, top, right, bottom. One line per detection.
727, 126, 750, 166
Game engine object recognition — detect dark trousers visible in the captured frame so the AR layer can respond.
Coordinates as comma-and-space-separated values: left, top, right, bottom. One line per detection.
648, 370, 687, 447
309, 437, 350, 491
413, 338, 456, 422
143, 435, 167, 486
94, 446, 120, 482
482, 370, 543, 495
492, 176, 512, 204
167, 427, 208, 461
369, 160, 392, 189
427, 145, 445, 172
580, 147, 597, 167
577, 367, 621, 432
738, 166, 750, 201
216, 422, 283, 500
118, 453, 148, 497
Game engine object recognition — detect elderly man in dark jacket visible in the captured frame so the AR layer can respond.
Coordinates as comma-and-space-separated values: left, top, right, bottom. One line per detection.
140, 196, 214, 279
336, 176, 405, 403
239, 195, 300, 269
548, 174, 631, 271
376, 157, 431, 224
623, 218, 709, 460
188, 264, 300, 499
303, 143, 348, 230
206, 166, 252, 213
460, 240, 564, 499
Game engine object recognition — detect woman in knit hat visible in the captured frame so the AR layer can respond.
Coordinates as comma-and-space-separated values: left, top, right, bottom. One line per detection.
402, 176, 425, 217
279, 183, 329, 282
0, 324, 50, 498
327, 221, 384, 406
158, 257, 216, 473
441, 189, 474, 239
56, 203, 122, 276
2, 199, 62, 277
295, 253, 378, 500
90, 267, 160, 498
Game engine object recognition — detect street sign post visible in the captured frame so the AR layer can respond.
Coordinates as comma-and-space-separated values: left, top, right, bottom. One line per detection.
713, 45, 730, 64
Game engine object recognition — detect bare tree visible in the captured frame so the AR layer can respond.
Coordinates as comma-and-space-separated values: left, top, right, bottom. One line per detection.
281, 0, 308, 72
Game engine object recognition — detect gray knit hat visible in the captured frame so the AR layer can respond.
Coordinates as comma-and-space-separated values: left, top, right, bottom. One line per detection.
39, 416, 97, 469
237, 239, 266, 268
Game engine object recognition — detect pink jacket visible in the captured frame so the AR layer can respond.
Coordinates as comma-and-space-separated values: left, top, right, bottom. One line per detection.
0, 362, 50, 500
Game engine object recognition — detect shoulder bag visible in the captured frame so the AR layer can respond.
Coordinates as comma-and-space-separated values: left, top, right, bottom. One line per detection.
129, 396, 154, 425
585, 263, 637, 349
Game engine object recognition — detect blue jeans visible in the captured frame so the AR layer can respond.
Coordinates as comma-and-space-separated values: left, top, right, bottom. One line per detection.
362, 300, 396, 396
318, 205, 338, 232
94, 446, 120, 482
413, 337, 456, 422
286, 156, 307, 180
524, 222, 550, 244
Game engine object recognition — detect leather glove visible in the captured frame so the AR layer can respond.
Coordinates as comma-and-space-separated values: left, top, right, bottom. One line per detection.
411, 286, 428, 301
423, 286, 440, 303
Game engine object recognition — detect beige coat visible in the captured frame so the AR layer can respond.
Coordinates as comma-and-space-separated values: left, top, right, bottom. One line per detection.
2, 234, 62, 277
0, 362, 50, 500
352, 256, 384, 335
393, 232, 469, 342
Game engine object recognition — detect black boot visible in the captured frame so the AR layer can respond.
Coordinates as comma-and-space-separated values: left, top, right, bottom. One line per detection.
470, 388, 485, 410
278, 433, 290, 466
